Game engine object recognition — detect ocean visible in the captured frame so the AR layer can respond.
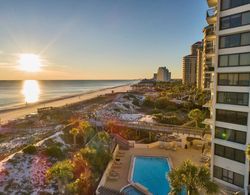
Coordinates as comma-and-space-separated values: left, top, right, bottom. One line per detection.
0, 80, 133, 111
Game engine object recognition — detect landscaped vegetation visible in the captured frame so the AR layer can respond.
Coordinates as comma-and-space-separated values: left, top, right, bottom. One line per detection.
169, 160, 218, 195
44, 122, 112, 194
140, 82, 209, 127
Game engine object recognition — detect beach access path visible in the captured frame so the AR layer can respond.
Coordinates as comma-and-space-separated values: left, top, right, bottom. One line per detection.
0, 84, 131, 124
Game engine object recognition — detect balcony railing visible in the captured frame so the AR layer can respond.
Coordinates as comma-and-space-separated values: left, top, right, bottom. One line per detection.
205, 66, 214, 72
207, 8, 217, 18
207, 0, 217, 7
206, 8, 217, 24
205, 46, 215, 54
206, 28, 215, 37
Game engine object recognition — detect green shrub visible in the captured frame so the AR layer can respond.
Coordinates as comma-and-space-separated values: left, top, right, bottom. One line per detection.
149, 108, 162, 114
155, 97, 178, 110
153, 113, 183, 125
142, 97, 154, 107
45, 146, 64, 159
132, 99, 140, 106
23, 145, 37, 154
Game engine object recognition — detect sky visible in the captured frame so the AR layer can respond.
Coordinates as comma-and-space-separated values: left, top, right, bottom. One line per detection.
0, 0, 208, 80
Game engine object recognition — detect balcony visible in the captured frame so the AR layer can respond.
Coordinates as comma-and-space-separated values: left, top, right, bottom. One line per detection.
205, 46, 215, 54
206, 27, 216, 41
205, 66, 214, 72
207, 0, 217, 7
206, 8, 217, 25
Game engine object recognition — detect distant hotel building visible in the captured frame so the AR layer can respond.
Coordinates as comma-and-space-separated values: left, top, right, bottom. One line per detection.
154, 66, 171, 82
182, 42, 203, 86
203, 0, 250, 193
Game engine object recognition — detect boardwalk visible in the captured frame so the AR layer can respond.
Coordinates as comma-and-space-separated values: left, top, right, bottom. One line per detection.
91, 119, 210, 137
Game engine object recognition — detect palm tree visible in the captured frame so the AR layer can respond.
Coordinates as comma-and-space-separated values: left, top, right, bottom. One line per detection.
46, 160, 74, 194
70, 127, 79, 147
79, 121, 92, 144
168, 160, 218, 195
69, 154, 93, 195
188, 109, 204, 128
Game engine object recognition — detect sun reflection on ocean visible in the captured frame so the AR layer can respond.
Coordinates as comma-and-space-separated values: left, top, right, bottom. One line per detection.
22, 80, 40, 104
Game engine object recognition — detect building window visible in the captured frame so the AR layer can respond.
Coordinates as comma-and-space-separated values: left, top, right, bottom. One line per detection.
239, 73, 250, 85
215, 126, 246, 144
241, 32, 250, 45
220, 11, 250, 30
242, 11, 250, 25
216, 109, 248, 125
214, 166, 244, 187
228, 73, 238, 85
219, 52, 250, 67
219, 32, 250, 48
234, 173, 245, 187
221, 0, 250, 11
215, 144, 224, 156
218, 73, 250, 86
240, 53, 250, 65
217, 91, 249, 106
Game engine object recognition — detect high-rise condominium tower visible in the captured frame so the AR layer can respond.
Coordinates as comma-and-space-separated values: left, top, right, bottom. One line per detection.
206, 0, 250, 193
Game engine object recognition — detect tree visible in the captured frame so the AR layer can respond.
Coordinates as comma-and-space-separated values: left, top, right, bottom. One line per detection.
79, 121, 92, 144
188, 109, 204, 128
142, 96, 155, 108
80, 146, 111, 174
72, 153, 90, 178
70, 127, 80, 147
46, 160, 74, 194
45, 145, 64, 160
168, 160, 218, 195
155, 97, 177, 110
97, 131, 112, 152
67, 153, 93, 195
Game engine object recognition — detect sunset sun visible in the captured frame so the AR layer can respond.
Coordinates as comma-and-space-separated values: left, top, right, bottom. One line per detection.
18, 53, 42, 72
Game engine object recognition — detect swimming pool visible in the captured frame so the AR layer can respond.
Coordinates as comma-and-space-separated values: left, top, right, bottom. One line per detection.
131, 156, 171, 195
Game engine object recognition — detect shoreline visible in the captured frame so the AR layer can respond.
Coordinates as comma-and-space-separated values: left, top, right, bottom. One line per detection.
0, 83, 132, 113
0, 84, 132, 124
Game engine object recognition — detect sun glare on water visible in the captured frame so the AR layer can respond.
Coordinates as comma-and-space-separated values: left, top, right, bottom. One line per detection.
18, 53, 42, 72
22, 80, 40, 103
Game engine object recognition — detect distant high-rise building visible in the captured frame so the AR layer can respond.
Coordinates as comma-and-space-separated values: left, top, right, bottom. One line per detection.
182, 42, 203, 86
153, 73, 157, 80
182, 55, 197, 85
191, 41, 203, 56
156, 67, 171, 82
196, 44, 203, 89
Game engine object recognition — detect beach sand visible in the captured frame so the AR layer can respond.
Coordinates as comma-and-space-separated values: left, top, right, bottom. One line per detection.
0, 84, 131, 124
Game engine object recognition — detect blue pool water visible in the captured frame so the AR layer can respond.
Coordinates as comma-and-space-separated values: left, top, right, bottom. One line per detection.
122, 185, 144, 195
132, 156, 171, 195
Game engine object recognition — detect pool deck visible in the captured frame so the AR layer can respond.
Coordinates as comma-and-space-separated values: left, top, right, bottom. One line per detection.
103, 146, 207, 192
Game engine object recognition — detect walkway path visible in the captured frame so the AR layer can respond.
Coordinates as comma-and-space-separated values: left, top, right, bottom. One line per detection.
91, 120, 210, 137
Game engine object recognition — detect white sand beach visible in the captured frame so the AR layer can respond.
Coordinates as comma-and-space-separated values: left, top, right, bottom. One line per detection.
0, 84, 131, 124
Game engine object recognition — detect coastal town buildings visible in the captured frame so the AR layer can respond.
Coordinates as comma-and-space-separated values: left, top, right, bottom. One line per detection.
156, 66, 171, 82
205, 0, 250, 193
196, 43, 204, 89
182, 42, 203, 86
